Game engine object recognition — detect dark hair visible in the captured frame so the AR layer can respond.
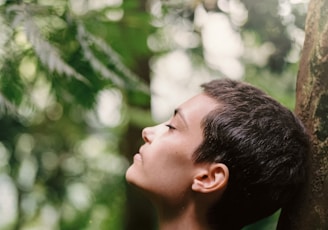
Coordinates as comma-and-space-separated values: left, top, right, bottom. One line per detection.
194, 79, 310, 229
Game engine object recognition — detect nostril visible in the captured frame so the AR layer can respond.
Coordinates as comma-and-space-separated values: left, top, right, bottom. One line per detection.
142, 127, 150, 143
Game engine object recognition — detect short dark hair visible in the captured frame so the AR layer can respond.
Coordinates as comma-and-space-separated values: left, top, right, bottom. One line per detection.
194, 79, 310, 229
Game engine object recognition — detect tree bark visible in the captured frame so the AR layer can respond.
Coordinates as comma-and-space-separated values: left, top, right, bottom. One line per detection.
278, 0, 328, 229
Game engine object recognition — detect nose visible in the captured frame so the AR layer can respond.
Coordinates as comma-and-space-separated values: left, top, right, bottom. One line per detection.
142, 126, 153, 143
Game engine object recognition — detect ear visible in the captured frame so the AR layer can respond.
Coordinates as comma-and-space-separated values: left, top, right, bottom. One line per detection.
192, 163, 229, 193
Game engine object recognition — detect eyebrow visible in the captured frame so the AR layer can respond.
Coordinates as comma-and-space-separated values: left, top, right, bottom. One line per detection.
174, 108, 188, 128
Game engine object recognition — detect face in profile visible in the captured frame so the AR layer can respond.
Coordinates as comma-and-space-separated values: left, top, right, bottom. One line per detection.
125, 93, 218, 204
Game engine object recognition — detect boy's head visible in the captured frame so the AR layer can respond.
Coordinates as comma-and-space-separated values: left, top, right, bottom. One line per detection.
195, 79, 310, 229
126, 78, 310, 229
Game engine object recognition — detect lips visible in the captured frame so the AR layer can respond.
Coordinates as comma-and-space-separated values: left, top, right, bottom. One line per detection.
133, 153, 142, 162
133, 146, 144, 163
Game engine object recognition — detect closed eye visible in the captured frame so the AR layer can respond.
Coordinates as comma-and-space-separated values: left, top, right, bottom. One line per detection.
166, 124, 176, 130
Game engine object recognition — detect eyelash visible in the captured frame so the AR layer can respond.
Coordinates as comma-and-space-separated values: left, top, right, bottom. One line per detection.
166, 124, 176, 130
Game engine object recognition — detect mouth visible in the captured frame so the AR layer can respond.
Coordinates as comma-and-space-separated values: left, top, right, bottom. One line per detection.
133, 153, 142, 162
133, 146, 144, 163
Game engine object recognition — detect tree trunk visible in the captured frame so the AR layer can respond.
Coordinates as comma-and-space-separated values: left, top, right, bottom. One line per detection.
120, 1, 156, 228
278, 0, 328, 229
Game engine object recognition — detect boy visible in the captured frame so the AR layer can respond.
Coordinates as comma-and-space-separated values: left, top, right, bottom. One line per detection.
126, 79, 310, 229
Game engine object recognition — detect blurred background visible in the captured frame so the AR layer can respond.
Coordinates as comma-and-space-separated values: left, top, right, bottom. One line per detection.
0, 0, 308, 229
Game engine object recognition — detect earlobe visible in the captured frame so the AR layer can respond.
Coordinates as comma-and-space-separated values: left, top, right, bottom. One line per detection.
192, 163, 229, 193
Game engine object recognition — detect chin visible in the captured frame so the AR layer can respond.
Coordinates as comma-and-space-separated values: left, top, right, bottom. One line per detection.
125, 165, 140, 186
126, 167, 152, 195
125, 166, 133, 182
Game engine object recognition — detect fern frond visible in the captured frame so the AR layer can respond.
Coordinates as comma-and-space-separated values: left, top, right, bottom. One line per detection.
0, 15, 12, 61
89, 29, 149, 93
7, 4, 90, 85
77, 23, 125, 88
77, 23, 149, 93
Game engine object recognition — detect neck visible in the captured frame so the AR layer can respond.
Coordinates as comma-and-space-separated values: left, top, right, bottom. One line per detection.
156, 202, 211, 230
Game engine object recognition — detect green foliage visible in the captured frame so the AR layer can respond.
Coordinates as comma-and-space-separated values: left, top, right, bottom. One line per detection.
0, 0, 308, 229
0, 0, 152, 229
245, 64, 298, 110
0, 58, 24, 105
244, 210, 280, 230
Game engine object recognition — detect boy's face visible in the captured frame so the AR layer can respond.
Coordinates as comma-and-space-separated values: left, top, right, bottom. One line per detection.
125, 93, 218, 204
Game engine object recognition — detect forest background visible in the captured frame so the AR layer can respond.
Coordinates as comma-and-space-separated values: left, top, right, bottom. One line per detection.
0, 0, 310, 229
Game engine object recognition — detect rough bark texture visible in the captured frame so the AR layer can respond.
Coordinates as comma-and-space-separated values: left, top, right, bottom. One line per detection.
278, 0, 328, 229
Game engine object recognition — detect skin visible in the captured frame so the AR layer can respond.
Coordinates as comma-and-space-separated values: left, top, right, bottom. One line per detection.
126, 93, 229, 230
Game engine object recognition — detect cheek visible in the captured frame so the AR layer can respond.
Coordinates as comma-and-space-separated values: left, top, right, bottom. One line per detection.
142, 161, 194, 198
152, 144, 191, 167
